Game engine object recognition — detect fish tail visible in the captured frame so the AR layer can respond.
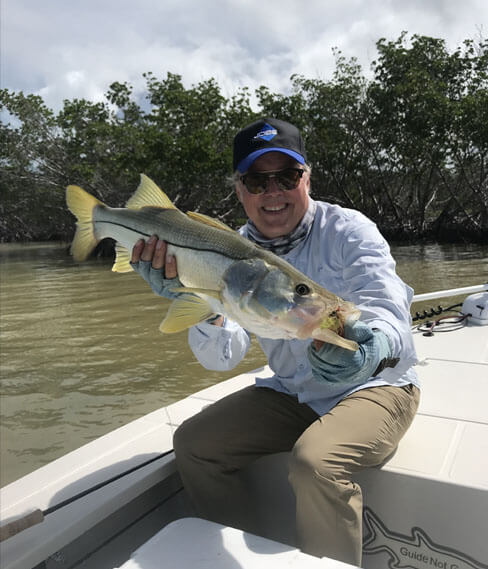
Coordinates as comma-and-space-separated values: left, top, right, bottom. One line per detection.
66, 185, 105, 261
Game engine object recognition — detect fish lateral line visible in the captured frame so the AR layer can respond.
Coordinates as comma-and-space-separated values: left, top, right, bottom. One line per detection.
97, 219, 249, 259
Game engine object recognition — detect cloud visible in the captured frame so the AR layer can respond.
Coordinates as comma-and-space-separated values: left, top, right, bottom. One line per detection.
1, 0, 486, 112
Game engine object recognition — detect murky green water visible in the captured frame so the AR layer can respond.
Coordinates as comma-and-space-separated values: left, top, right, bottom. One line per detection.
1, 241, 487, 486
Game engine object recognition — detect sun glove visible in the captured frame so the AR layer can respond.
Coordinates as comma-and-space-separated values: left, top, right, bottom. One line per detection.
307, 321, 398, 385
130, 259, 183, 300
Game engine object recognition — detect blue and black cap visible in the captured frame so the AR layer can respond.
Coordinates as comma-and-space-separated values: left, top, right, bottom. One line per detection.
233, 118, 307, 173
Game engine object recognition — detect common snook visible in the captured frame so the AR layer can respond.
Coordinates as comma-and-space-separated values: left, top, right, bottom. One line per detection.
66, 175, 360, 350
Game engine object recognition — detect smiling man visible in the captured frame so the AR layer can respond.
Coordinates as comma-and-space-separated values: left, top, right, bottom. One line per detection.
233, 119, 311, 241
236, 152, 310, 238
131, 117, 419, 566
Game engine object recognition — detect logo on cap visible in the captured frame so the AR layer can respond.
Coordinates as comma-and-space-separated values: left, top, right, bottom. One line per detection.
253, 123, 278, 142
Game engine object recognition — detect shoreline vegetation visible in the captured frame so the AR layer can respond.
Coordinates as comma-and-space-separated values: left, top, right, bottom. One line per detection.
1, 33, 487, 246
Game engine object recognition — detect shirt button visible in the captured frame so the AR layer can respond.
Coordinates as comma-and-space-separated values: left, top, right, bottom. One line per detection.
298, 364, 305, 370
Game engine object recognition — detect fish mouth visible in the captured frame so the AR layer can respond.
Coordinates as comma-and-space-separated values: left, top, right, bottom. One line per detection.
290, 302, 357, 340
287, 304, 327, 338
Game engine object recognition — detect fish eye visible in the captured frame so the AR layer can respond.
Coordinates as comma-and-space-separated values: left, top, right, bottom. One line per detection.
295, 283, 311, 296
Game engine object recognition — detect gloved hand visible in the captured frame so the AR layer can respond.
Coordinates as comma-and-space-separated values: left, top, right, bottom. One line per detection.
307, 321, 397, 385
130, 259, 183, 299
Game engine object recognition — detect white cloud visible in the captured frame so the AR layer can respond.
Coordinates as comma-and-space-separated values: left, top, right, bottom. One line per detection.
1, 0, 486, 112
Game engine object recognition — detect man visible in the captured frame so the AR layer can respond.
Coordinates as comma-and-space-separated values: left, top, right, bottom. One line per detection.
131, 118, 420, 565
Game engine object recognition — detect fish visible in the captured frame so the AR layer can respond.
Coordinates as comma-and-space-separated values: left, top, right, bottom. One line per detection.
66, 174, 360, 350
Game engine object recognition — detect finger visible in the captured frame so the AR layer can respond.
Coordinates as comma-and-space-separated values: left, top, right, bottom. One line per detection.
211, 315, 224, 327
165, 254, 178, 279
313, 339, 325, 350
131, 239, 145, 263
152, 240, 167, 270
140, 235, 158, 262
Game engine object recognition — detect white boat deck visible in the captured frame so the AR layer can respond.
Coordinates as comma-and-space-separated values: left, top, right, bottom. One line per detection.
116, 518, 356, 569
384, 323, 488, 486
1, 320, 487, 568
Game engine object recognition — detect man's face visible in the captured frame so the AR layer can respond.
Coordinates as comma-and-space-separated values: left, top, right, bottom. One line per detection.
236, 152, 310, 239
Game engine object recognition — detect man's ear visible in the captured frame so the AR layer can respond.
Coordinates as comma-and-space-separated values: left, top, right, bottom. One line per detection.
235, 185, 243, 203
304, 171, 311, 194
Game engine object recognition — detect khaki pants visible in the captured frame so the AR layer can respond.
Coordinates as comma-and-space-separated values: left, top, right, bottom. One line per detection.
174, 383, 420, 566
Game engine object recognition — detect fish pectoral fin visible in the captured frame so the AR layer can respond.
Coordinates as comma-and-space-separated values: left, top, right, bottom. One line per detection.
169, 287, 221, 300
112, 243, 134, 273
186, 211, 235, 232
311, 328, 359, 351
126, 174, 177, 210
160, 296, 214, 333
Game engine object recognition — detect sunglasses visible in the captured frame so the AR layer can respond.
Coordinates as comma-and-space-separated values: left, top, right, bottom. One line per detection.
240, 167, 305, 195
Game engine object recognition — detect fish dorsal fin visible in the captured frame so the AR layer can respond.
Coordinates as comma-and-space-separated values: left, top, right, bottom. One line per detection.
126, 174, 177, 210
160, 296, 214, 333
186, 211, 234, 232
112, 243, 134, 273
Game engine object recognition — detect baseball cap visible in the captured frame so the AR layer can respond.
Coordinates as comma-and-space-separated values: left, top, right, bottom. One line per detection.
233, 118, 307, 173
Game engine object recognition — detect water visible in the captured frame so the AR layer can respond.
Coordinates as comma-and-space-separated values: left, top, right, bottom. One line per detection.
1, 242, 487, 486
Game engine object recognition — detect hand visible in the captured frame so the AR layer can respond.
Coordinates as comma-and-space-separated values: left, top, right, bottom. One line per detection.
130, 235, 183, 299
308, 321, 394, 385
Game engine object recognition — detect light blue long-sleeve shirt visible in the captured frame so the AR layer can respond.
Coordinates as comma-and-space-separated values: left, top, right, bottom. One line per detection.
188, 200, 419, 416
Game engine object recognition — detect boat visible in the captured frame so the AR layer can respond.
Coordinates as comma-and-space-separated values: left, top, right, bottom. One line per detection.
1, 284, 487, 569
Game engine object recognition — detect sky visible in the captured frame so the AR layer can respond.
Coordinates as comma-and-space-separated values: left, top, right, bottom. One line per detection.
1, 0, 486, 113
